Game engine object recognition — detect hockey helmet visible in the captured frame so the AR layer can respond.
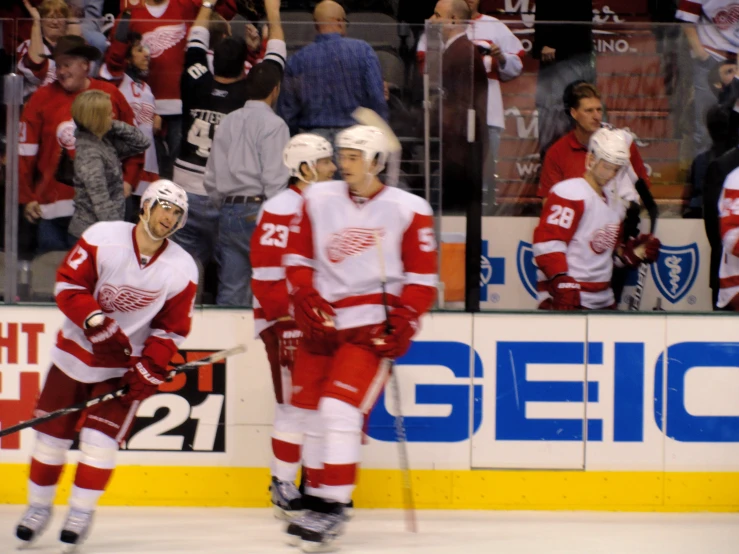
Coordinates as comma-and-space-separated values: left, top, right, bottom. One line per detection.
283, 134, 334, 183
588, 127, 631, 167
140, 179, 189, 238
335, 125, 388, 175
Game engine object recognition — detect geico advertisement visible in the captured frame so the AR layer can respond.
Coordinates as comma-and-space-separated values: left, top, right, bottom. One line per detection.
440, 217, 713, 312
1, 310, 738, 472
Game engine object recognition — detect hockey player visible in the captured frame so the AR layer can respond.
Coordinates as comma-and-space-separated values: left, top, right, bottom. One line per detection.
533, 128, 661, 310
250, 134, 336, 519
283, 125, 438, 551
14, 180, 198, 551
717, 167, 739, 310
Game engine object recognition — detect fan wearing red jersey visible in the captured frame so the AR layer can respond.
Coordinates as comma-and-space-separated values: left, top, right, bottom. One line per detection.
284, 126, 438, 552
533, 128, 661, 311
250, 134, 336, 520
14, 180, 198, 551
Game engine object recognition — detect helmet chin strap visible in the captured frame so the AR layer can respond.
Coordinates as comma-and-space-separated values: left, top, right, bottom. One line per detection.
142, 201, 176, 242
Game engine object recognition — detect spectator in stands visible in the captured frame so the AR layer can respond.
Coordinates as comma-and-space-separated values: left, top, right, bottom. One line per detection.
77, 0, 116, 58
117, 0, 239, 180
417, 0, 524, 214
18, 35, 141, 255
677, 0, 739, 154
68, 89, 149, 238
278, 0, 388, 143
204, 61, 290, 306
703, 108, 737, 310
17, 0, 82, 100
533, 0, 594, 161
430, 0, 487, 213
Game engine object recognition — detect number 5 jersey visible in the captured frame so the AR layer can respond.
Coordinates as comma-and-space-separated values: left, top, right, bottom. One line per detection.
533, 178, 628, 309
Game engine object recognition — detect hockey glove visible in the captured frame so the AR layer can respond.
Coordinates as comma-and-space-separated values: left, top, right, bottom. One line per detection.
291, 287, 337, 345
549, 275, 581, 311
273, 319, 302, 366
84, 314, 132, 365
619, 234, 661, 268
372, 307, 418, 359
119, 358, 167, 406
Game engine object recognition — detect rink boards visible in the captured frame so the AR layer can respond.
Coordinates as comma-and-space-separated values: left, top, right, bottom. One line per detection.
0, 306, 738, 512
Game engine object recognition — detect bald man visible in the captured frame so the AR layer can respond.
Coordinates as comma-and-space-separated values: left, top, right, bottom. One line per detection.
430, 0, 488, 213
277, 0, 388, 144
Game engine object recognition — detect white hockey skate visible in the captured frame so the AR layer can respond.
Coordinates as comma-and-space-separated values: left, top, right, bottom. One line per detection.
15, 505, 52, 548
59, 508, 94, 552
285, 504, 347, 553
271, 477, 303, 520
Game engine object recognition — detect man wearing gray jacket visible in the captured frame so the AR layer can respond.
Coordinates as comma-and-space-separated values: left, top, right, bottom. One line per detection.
204, 62, 290, 306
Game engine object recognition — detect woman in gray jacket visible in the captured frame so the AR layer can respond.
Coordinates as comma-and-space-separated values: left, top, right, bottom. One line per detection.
68, 89, 150, 238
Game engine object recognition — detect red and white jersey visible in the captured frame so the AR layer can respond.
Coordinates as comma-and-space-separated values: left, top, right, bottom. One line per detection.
677, 0, 739, 58
718, 167, 739, 307
19, 80, 139, 217
16, 39, 55, 98
53, 221, 198, 383
417, 15, 524, 129
118, 74, 160, 194
533, 178, 628, 309
285, 181, 438, 330
251, 185, 303, 337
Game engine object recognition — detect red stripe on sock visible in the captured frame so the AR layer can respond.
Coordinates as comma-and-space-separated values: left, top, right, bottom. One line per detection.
73, 463, 113, 491
272, 438, 301, 463
322, 463, 357, 487
305, 466, 323, 489
30, 459, 64, 487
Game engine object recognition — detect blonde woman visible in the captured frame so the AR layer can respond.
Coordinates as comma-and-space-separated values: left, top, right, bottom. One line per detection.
69, 90, 150, 240
18, 0, 82, 99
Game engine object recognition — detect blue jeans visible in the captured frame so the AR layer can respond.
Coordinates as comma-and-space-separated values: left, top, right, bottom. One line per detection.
215, 202, 260, 306
170, 192, 220, 269
38, 217, 76, 254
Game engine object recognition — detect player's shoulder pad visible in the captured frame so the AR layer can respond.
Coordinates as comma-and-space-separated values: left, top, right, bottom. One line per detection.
81, 221, 135, 247
549, 178, 590, 201
724, 165, 739, 191
302, 180, 347, 201
262, 187, 304, 216
162, 240, 200, 284
381, 187, 433, 217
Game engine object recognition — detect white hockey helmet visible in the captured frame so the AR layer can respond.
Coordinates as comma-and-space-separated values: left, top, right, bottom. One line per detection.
140, 179, 189, 239
588, 127, 631, 167
283, 134, 334, 183
335, 125, 388, 175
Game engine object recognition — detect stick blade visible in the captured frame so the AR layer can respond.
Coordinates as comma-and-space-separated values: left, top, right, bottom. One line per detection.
351, 108, 402, 153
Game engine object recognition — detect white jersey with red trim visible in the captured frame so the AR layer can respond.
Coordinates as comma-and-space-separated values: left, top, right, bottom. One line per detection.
16, 39, 55, 99
677, 0, 739, 58
251, 185, 303, 337
284, 181, 438, 330
53, 221, 199, 383
718, 167, 739, 307
533, 178, 628, 309
416, 14, 524, 128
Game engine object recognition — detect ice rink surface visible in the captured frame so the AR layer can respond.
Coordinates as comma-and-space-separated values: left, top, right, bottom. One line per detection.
0, 506, 737, 554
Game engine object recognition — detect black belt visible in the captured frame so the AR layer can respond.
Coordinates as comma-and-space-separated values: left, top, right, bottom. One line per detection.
224, 195, 265, 204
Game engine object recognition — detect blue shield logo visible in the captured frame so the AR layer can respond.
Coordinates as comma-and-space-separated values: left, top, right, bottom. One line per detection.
480, 240, 505, 302
650, 243, 699, 304
517, 241, 538, 299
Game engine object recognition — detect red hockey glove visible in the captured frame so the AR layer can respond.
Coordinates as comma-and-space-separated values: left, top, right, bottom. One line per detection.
119, 358, 167, 406
620, 234, 661, 268
273, 319, 302, 366
371, 307, 418, 359
549, 275, 581, 311
291, 287, 337, 345
84, 315, 132, 364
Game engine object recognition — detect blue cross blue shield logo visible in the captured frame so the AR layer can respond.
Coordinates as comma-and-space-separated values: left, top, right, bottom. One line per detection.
650, 243, 699, 304
516, 241, 538, 299
480, 240, 505, 302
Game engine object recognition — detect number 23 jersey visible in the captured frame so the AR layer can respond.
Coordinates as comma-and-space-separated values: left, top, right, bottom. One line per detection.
533, 178, 627, 309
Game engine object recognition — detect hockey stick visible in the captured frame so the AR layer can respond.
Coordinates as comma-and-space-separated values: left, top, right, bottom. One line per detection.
629, 179, 658, 311
352, 107, 402, 188
0, 345, 247, 439
374, 231, 418, 533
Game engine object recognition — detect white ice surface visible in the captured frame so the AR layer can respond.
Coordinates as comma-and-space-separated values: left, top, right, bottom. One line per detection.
0, 507, 737, 554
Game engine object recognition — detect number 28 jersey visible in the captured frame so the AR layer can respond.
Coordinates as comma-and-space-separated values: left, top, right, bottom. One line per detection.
533, 178, 627, 309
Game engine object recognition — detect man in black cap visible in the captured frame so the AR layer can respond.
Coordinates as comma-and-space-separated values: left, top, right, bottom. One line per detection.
18, 35, 140, 256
